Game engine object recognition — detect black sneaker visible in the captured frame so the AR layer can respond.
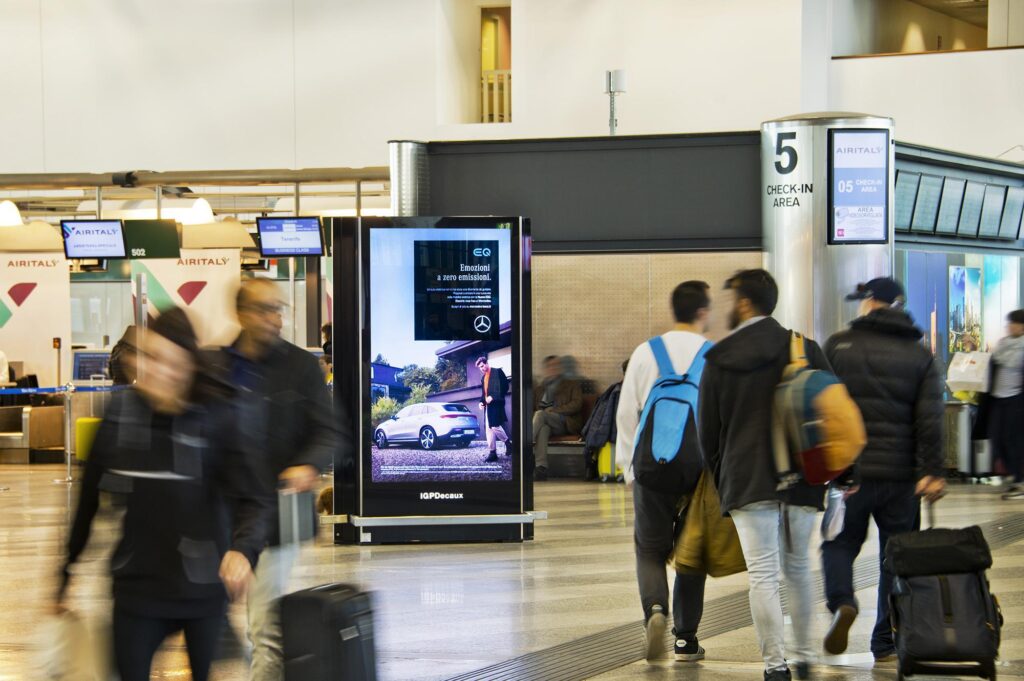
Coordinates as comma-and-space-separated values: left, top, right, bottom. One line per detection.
534, 466, 548, 481
644, 606, 667, 661
793, 661, 811, 680
764, 667, 792, 681
484, 451, 498, 463
1002, 488, 1024, 500
674, 638, 705, 661
823, 604, 857, 655
504, 441, 513, 456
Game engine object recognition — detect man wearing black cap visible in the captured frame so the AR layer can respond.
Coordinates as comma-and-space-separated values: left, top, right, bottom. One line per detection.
820, 277, 945, 665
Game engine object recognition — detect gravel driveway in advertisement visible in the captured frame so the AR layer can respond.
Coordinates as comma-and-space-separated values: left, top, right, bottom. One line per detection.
371, 441, 512, 482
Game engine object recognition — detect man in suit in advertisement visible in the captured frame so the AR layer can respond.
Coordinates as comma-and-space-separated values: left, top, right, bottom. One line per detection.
476, 356, 511, 462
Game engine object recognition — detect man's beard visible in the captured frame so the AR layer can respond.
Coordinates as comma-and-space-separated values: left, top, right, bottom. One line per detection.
728, 307, 741, 330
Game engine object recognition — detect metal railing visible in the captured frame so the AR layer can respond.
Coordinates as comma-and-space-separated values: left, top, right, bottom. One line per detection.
481, 69, 512, 123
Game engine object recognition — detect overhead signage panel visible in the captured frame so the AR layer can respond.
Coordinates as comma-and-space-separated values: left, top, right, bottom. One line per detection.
61, 219, 127, 259
123, 219, 181, 259
257, 217, 324, 257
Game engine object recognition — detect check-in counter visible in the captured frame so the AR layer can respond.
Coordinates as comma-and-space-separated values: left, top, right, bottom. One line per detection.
0, 405, 64, 463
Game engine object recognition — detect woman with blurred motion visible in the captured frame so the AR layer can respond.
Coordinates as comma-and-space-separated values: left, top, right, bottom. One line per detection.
57, 309, 272, 681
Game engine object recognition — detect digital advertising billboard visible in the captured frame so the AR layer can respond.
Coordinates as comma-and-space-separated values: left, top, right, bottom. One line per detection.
333, 216, 531, 544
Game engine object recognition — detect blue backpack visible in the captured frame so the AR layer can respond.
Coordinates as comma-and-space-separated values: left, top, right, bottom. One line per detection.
632, 336, 712, 495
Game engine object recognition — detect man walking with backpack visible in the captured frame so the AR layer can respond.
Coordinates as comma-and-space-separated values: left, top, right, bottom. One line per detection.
821, 278, 945, 664
698, 269, 832, 681
616, 280, 712, 662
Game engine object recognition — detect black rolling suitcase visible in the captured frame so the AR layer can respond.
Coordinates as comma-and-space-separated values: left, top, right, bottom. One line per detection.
281, 583, 377, 681
886, 505, 1002, 680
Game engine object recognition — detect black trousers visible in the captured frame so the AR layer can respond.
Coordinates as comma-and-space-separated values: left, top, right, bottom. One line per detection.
113, 605, 224, 681
989, 395, 1024, 482
633, 482, 706, 639
821, 479, 919, 656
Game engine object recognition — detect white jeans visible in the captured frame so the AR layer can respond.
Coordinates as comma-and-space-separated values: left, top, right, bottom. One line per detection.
247, 543, 298, 681
731, 501, 817, 671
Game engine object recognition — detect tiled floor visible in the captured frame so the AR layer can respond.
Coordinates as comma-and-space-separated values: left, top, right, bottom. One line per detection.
1, 465, 1022, 680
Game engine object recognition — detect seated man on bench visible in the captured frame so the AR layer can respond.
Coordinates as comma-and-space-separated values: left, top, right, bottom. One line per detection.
532, 355, 583, 481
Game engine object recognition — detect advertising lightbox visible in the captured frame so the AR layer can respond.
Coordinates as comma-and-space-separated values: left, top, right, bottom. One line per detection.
333, 216, 531, 544
828, 129, 890, 244
61, 219, 127, 259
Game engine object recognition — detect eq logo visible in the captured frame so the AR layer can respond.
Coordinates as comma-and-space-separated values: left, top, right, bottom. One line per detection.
472, 247, 492, 257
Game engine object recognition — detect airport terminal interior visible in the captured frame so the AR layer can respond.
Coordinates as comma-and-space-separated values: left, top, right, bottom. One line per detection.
1, 0, 1024, 679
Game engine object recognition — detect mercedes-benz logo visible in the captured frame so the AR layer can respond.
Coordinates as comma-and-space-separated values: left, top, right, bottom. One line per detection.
474, 315, 492, 333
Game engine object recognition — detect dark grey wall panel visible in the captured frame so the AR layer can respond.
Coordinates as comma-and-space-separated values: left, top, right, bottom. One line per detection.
427, 133, 761, 253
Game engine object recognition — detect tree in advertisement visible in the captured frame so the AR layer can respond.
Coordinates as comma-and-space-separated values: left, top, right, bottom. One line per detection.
371, 397, 400, 428
399, 365, 442, 393
437, 356, 466, 392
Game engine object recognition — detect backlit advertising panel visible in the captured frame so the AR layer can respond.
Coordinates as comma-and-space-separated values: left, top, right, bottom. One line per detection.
332, 216, 530, 544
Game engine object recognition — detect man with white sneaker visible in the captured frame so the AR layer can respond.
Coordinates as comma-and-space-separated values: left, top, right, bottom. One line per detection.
616, 281, 711, 663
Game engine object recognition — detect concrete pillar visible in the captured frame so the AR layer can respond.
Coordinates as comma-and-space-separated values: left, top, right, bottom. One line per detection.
762, 113, 895, 343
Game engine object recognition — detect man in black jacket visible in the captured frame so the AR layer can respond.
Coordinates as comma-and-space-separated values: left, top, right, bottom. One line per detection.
698, 269, 830, 681
477, 356, 512, 462
821, 277, 945, 664
219, 278, 346, 681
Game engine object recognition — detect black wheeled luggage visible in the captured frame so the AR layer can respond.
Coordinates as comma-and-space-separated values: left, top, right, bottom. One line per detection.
886, 506, 1002, 680
281, 583, 377, 681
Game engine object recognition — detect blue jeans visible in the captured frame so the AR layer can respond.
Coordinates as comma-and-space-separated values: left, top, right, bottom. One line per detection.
821, 479, 919, 656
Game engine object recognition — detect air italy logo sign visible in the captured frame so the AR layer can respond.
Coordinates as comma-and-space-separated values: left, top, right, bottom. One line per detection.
0, 283, 39, 328
133, 262, 210, 309
0, 259, 60, 328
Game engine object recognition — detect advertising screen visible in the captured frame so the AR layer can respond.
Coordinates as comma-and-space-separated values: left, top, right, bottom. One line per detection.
257, 217, 324, 256
369, 226, 512, 484
61, 220, 127, 259
828, 129, 890, 244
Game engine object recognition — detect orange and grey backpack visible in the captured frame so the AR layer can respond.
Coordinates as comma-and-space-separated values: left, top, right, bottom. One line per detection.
772, 332, 866, 490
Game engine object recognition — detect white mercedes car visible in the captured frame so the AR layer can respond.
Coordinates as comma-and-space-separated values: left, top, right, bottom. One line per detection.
374, 402, 480, 450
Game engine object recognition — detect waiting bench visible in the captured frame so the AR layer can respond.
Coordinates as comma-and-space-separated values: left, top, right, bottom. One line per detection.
545, 393, 598, 478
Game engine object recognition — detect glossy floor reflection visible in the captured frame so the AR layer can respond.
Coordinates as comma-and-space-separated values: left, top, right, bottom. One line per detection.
0, 465, 1022, 680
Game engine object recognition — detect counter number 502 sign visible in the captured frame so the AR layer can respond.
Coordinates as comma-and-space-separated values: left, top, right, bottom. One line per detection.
131, 248, 147, 257
774, 132, 798, 175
